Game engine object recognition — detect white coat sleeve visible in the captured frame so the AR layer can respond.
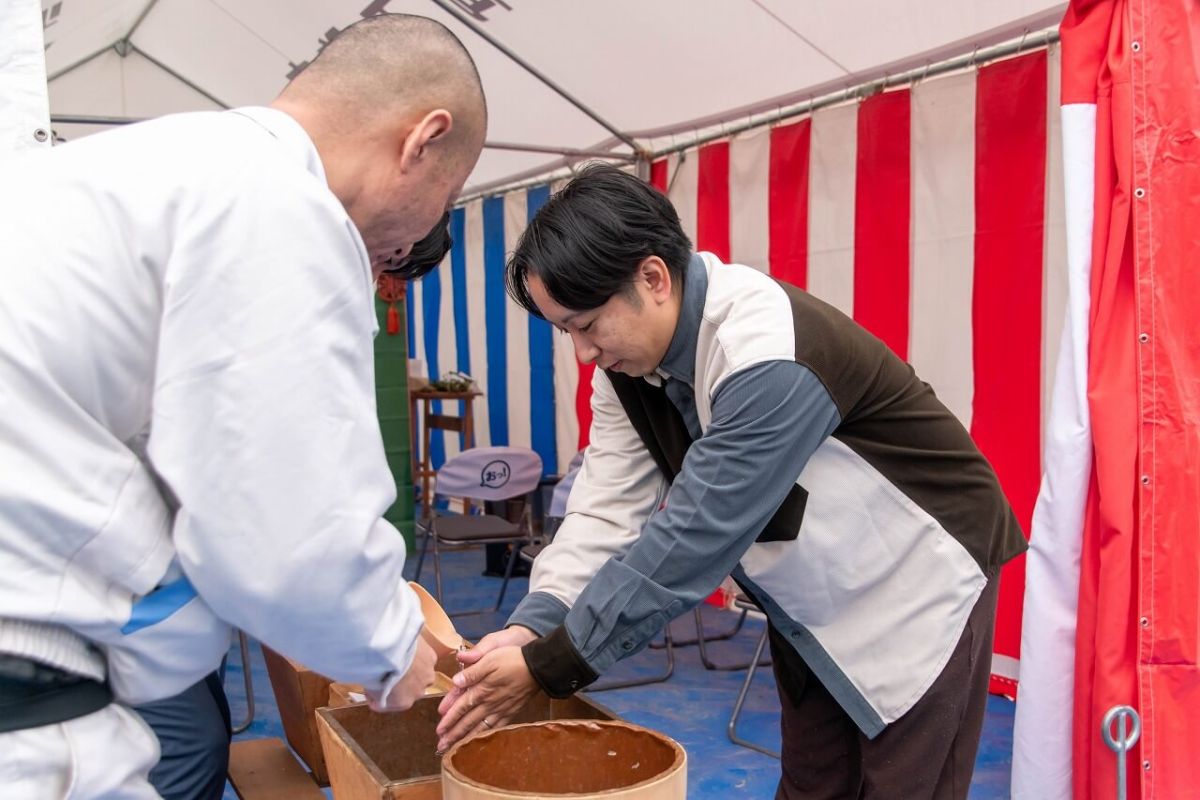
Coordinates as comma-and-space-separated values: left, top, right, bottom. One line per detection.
508, 369, 668, 634
146, 168, 421, 694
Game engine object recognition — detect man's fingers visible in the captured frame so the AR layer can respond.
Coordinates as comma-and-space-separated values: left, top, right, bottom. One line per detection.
437, 685, 464, 715
458, 631, 505, 665
436, 703, 492, 753
452, 661, 485, 691
436, 667, 485, 735
436, 684, 480, 736
458, 629, 537, 669
457, 647, 485, 666
437, 701, 523, 754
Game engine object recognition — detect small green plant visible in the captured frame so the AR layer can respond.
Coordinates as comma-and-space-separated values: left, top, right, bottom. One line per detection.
430, 371, 475, 392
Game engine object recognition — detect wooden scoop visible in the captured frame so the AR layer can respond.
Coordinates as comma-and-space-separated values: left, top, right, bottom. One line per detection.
409, 581, 464, 657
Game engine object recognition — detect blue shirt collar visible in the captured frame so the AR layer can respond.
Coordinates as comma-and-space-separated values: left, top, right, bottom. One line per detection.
656, 254, 707, 386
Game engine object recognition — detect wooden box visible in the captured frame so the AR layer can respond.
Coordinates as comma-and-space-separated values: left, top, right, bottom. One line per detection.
261, 645, 336, 785
263, 644, 466, 786
316, 693, 617, 800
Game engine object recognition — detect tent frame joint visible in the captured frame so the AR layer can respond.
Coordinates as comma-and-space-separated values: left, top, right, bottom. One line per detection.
426, 0, 641, 155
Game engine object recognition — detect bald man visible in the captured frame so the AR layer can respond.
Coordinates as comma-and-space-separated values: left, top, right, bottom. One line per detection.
0, 14, 485, 798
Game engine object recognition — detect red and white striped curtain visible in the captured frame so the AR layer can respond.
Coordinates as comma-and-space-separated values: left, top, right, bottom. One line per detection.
425, 45, 1069, 695
1013, 1, 1200, 798
568, 46, 1068, 691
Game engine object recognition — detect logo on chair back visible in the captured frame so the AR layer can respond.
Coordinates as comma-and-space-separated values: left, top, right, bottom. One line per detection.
480, 460, 511, 489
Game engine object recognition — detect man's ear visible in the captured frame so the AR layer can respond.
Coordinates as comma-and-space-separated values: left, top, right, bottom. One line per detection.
640, 256, 673, 303
399, 109, 454, 173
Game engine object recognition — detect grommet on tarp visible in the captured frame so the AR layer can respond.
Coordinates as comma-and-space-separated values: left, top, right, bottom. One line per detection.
377, 273, 405, 336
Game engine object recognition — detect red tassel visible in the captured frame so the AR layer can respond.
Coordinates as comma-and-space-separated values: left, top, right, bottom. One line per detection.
386, 303, 400, 335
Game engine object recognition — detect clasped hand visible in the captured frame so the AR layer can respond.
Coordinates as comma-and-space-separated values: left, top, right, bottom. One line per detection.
434, 625, 539, 752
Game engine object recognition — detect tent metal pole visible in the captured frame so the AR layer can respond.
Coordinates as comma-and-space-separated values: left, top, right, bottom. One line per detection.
484, 141, 637, 160
635, 154, 652, 182
123, 0, 164, 43
454, 150, 647, 204
47, 42, 116, 82
455, 150, 646, 204
425, 0, 644, 156
51, 114, 142, 126
457, 167, 578, 205
128, 43, 230, 109
650, 28, 1061, 159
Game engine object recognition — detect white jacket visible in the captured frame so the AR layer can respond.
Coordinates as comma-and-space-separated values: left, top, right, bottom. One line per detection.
0, 108, 422, 704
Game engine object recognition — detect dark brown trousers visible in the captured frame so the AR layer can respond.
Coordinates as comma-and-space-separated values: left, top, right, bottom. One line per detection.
772, 578, 1000, 800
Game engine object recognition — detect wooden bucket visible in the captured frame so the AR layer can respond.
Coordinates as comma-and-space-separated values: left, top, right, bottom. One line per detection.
441, 720, 686, 799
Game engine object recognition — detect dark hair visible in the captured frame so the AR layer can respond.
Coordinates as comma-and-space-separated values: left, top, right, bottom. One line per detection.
506, 163, 692, 318
380, 212, 452, 280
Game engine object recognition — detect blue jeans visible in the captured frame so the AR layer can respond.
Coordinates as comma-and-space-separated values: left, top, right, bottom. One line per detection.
134, 672, 231, 800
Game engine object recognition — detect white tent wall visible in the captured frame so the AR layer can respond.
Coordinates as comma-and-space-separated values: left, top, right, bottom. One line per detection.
3, 0, 52, 156
50, 48, 223, 142
408, 44, 1068, 692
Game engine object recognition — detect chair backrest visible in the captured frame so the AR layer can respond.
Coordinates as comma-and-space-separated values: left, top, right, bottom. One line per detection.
549, 450, 586, 518
435, 446, 543, 502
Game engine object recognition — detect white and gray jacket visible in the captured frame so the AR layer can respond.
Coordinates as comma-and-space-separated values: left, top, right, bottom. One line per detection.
511, 253, 1025, 737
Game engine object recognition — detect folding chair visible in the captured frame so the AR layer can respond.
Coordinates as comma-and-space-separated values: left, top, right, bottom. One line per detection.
520, 450, 584, 565
649, 602, 769, 672
694, 604, 773, 671
411, 446, 542, 615
726, 594, 779, 758
230, 629, 255, 734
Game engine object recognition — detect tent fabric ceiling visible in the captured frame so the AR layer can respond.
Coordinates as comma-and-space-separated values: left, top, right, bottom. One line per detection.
42, 0, 1066, 194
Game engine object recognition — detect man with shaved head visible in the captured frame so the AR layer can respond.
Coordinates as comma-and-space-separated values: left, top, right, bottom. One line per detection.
0, 13, 485, 797
277, 14, 486, 270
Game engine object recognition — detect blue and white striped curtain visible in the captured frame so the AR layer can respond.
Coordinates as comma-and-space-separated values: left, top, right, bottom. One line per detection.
406, 183, 579, 477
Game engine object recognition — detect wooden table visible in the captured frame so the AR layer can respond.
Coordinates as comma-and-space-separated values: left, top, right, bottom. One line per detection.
409, 387, 482, 519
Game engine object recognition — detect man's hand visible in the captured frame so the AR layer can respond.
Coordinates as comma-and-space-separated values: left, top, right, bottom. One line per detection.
457, 625, 538, 667
435, 645, 539, 753
435, 625, 538, 727
366, 637, 436, 712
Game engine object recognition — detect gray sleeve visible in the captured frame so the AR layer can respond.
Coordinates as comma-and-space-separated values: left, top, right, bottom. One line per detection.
508, 590, 570, 636
561, 360, 840, 674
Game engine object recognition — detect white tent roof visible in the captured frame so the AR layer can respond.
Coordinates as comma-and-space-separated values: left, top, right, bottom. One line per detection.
43, 0, 1066, 196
